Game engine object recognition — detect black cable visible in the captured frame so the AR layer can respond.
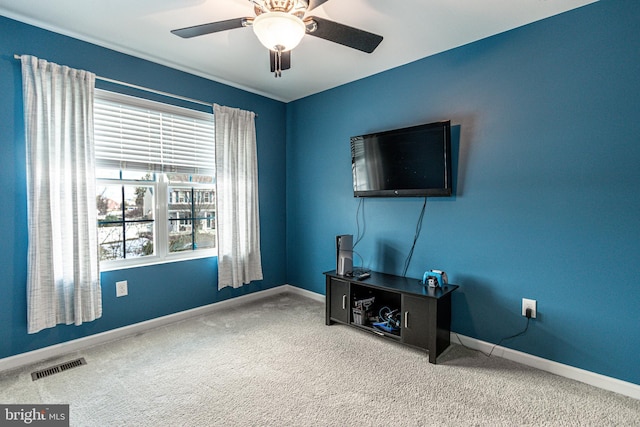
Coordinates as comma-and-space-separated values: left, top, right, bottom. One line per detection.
350, 198, 369, 275
353, 197, 365, 249
455, 317, 531, 358
351, 250, 367, 275
402, 197, 427, 277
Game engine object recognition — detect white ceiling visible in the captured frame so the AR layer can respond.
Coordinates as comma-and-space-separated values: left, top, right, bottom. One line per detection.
0, 0, 597, 102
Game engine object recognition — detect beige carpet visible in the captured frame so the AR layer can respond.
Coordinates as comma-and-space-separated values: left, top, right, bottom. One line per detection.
1, 293, 639, 426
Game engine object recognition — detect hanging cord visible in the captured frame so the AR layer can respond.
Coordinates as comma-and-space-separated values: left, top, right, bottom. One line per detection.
402, 197, 427, 277
353, 197, 365, 249
273, 46, 284, 78
350, 197, 369, 275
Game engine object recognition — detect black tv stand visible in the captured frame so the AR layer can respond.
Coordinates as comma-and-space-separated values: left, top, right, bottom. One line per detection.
324, 270, 458, 364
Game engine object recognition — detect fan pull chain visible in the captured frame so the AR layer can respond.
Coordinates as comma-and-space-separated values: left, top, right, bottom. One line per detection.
274, 47, 283, 78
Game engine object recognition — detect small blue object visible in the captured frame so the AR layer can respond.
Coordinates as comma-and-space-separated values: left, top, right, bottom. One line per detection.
373, 321, 397, 333
422, 269, 448, 288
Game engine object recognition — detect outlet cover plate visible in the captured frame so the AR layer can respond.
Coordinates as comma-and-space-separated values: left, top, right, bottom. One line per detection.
116, 280, 128, 297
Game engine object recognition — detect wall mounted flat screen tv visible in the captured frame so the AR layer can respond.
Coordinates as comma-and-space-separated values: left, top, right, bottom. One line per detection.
351, 120, 452, 197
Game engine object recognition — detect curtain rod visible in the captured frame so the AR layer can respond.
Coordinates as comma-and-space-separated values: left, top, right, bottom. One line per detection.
14, 53, 214, 109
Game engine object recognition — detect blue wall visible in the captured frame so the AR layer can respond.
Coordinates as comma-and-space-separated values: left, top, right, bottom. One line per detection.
0, 16, 287, 359
286, 0, 640, 385
2, 1, 640, 388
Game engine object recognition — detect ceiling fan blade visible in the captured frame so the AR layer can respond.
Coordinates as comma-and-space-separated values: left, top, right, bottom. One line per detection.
171, 18, 247, 38
305, 17, 383, 53
308, 0, 331, 11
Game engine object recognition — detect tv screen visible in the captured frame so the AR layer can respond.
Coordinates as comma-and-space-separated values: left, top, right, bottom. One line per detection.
351, 120, 452, 197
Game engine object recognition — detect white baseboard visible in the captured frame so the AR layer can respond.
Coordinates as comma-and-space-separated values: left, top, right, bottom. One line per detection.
0, 284, 301, 374
451, 333, 640, 400
2, 286, 636, 401
283, 284, 326, 303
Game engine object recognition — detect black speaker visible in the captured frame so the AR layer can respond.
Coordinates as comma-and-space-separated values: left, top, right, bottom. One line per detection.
336, 234, 353, 276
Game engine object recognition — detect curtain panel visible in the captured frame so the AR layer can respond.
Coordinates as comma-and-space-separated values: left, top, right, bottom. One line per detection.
214, 104, 263, 289
21, 55, 102, 333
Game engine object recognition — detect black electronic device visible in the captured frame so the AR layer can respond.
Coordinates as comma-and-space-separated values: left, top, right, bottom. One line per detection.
350, 120, 452, 197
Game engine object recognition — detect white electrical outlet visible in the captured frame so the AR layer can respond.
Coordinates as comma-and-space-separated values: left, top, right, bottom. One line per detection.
522, 298, 537, 318
116, 280, 128, 297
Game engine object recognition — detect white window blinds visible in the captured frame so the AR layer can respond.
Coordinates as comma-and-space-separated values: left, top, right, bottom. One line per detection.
94, 89, 215, 175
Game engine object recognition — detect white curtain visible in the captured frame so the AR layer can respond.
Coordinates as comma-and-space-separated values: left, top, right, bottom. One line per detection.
22, 55, 102, 334
214, 104, 263, 289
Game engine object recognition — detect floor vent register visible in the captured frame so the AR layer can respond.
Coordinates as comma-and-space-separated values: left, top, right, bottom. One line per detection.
31, 357, 87, 381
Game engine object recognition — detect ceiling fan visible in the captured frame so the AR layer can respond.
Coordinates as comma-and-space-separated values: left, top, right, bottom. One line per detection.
171, 0, 383, 77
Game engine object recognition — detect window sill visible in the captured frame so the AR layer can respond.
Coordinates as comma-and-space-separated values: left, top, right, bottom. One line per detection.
99, 250, 217, 272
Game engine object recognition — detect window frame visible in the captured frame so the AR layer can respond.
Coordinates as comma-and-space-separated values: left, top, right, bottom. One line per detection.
99, 173, 217, 272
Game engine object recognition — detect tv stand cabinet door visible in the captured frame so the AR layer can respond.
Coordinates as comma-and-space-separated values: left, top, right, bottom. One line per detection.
404, 292, 453, 363
402, 294, 431, 352
327, 277, 349, 325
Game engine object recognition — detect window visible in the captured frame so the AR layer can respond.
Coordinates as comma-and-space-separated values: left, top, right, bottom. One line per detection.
96, 170, 156, 261
166, 173, 216, 253
94, 90, 216, 270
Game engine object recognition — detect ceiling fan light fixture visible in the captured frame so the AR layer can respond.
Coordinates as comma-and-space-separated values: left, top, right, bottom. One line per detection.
253, 11, 306, 52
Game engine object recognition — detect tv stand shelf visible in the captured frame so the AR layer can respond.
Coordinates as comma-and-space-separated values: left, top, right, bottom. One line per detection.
324, 270, 458, 364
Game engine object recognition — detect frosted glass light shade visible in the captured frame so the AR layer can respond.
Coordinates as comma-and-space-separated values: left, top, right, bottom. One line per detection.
253, 12, 306, 52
